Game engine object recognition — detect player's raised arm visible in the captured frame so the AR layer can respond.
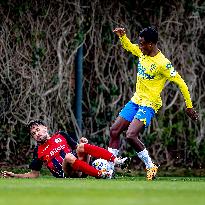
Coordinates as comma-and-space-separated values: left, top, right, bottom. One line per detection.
1, 170, 40, 178
113, 27, 141, 57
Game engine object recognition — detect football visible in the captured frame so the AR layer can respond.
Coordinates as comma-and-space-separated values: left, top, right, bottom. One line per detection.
92, 158, 112, 172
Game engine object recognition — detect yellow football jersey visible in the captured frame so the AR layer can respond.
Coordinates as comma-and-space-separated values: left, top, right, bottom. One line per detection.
119, 34, 193, 112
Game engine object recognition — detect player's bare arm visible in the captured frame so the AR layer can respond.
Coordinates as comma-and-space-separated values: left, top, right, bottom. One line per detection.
1, 170, 40, 178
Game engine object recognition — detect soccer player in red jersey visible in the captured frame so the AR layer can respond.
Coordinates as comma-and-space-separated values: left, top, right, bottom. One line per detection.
2, 120, 126, 179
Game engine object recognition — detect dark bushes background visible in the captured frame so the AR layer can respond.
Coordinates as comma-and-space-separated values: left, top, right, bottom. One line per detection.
0, 0, 205, 169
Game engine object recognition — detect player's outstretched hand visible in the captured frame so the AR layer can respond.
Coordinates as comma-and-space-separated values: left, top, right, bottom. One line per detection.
1, 171, 15, 178
113, 27, 126, 37
186, 108, 199, 121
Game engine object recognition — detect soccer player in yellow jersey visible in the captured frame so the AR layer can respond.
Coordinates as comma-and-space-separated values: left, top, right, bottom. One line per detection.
108, 27, 199, 180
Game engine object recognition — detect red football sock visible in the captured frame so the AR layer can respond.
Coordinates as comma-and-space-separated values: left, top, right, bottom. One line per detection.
84, 144, 115, 162
72, 159, 100, 177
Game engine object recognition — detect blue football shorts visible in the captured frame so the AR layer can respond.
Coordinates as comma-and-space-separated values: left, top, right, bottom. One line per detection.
119, 101, 155, 128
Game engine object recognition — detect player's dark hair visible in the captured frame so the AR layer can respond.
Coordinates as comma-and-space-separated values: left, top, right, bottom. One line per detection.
139, 26, 158, 44
26, 119, 46, 133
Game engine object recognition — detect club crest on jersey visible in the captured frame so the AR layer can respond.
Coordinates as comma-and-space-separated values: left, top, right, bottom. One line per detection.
150, 64, 156, 71
55, 138, 62, 143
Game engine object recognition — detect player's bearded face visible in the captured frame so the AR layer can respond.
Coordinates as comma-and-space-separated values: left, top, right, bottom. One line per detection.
30, 124, 49, 143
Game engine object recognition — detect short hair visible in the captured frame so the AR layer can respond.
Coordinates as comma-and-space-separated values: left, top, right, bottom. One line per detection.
26, 119, 46, 133
139, 26, 158, 44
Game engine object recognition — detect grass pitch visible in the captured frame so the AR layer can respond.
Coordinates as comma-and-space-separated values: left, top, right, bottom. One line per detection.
0, 176, 204, 205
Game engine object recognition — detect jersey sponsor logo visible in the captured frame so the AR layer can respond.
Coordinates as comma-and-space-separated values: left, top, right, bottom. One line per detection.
138, 62, 154, 80
50, 144, 66, 156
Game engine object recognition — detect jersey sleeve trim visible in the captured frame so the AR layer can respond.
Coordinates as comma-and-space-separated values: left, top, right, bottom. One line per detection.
119, 34, 141, 57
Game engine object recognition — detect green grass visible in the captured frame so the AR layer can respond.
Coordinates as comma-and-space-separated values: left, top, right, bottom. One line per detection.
0, 177, 205, 205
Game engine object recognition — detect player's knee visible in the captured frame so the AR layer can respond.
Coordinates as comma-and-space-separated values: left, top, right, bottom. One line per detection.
64, 153, 76, 164
126, 129, 138, 142
110, 126, 120, 139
